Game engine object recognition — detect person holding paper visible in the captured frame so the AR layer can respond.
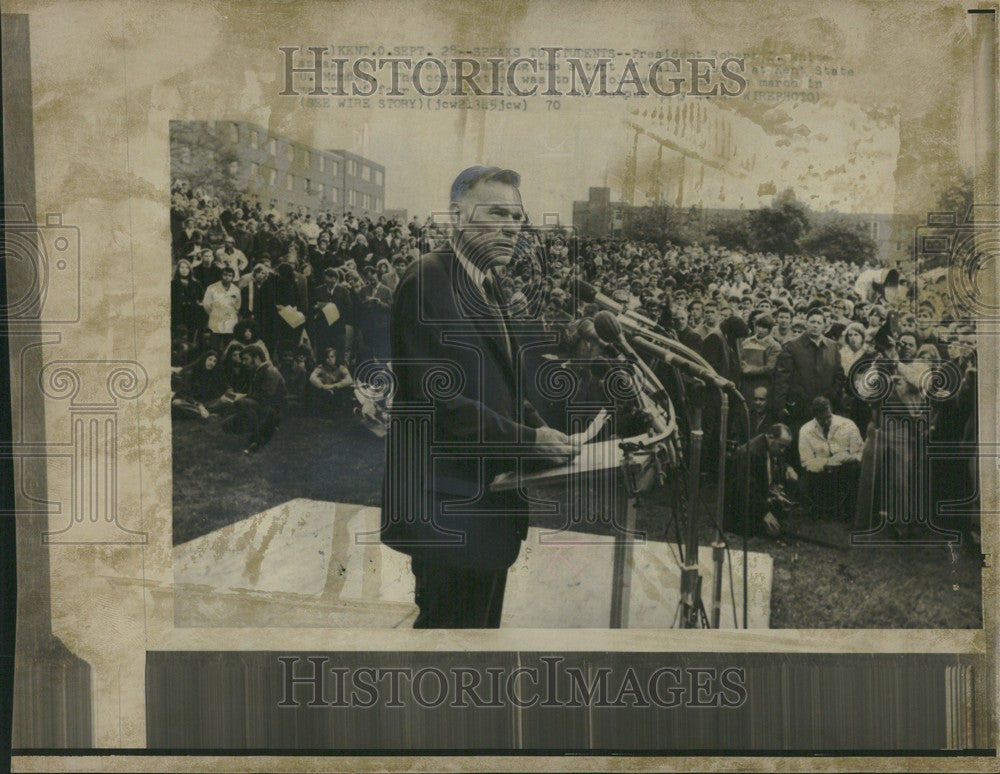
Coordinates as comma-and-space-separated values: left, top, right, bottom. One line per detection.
381, 166, 577, 629
310, 267, 353, 361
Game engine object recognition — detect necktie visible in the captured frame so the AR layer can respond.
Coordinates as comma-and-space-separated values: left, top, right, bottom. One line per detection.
482, 273, 514, 365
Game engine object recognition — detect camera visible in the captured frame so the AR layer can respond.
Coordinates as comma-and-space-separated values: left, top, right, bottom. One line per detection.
914, 204, 1000, 320
2, 204, 81, 325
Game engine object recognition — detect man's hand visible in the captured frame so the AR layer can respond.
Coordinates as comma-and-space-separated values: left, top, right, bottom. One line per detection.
535, 426, 579, 461
763, 512, 781, 537
786, 466, 798, 482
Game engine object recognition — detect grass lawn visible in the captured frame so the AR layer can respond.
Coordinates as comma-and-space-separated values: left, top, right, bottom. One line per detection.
172, 412, 983, 629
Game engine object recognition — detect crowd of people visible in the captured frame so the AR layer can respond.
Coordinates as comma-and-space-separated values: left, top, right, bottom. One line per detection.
169, 179, 980, 544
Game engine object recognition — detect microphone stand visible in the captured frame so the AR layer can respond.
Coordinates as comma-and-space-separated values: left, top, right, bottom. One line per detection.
708, 392, 729, 630
593, 311, 750, 629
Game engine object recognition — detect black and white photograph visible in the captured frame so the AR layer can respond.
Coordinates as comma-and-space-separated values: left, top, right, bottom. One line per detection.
2, 0, 997, 767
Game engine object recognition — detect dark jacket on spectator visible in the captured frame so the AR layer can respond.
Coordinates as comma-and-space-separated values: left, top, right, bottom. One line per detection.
771, 332, 843, 424
247, 360, 287, 413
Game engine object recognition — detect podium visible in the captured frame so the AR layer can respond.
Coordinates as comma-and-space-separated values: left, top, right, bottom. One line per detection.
491, 432, 669, 628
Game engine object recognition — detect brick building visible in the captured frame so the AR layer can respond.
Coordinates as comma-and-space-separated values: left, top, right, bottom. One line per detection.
170, 120, 385, 216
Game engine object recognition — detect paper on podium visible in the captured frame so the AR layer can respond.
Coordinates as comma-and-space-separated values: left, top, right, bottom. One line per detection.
321, 302, 340, 325
278, 306, 306, 328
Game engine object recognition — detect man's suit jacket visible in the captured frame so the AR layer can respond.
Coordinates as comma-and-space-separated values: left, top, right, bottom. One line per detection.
771, 333, 842, 422
381, 249, 544, 571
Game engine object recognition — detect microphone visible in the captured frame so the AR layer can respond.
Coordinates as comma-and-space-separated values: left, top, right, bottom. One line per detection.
629, 335, 735, 391
593, 312, 670, 434
574, 280, 659, 329
595, 311, 734, 392
593, 310, 634, 355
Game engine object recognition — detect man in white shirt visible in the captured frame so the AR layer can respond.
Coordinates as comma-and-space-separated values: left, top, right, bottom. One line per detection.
798, 395, 862, 521
202, 266, 242, 349
299, 213, 320, 245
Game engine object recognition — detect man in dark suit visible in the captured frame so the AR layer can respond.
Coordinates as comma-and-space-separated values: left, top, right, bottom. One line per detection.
771, 307, 844, 434
381, 166, 575, 629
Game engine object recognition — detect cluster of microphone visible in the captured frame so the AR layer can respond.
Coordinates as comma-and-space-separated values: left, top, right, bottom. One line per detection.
573, 280, 735, 392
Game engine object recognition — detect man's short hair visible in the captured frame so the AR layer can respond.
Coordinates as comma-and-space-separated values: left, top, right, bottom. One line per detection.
755, 314, 775, 331
243, 344, 266, 362
221, 266, 235, 276
811, 395, 832, 417
449, 165, 520, 204
765, 422, 792, 443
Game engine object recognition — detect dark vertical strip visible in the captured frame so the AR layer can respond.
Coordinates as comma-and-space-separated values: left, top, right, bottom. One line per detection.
1, 13, 93, 748
0, 14, 20, 765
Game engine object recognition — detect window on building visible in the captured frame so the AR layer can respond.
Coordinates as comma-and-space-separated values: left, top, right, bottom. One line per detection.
375, 197, 382, 211
249, 130, 258, 149
347, 159, 357, 176
331, 161, 339, 177
229, 123, 239, 142
268, 168, 277, 186
375, 170, 383, 186
349, 190, 357, 205
362, 193, 370, 208
318, 183, 325, 199
304, 150, 311, 167
319, 155, 326, 173
361, 165, 371, 182
268, 138, 277, 156
285, 144, 294, 162
331, 187, 339, 203
286, 173, 294, 191
251, 162, 260, 178
305, 177, 311, 193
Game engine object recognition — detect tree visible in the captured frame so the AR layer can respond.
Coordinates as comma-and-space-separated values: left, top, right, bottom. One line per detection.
747, 188, 810, 255
169, 121, 243, 201
707, 214, 751, 250
622, 203, 701, 248
935, 171, 973, 220
800, 219, 878, 265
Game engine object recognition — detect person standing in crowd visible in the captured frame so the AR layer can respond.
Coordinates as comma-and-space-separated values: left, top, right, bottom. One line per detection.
694, 300, 719, 339
356, 268, 393, 365
192, 246, 222, 289
381, 165, 576, 629
310, 267, 354, 360
216, 237, 248, 278
839, 322, 868, 376
272, 262, 307, 362
740, 313, 780, 401
201, 266, 241, 350
670, 304, 703, 355
798, 396, 862, 521
771, 306, 795, 345
772, 307, 843, 436
241, 262, 280, 356
171, 259, 205, 344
